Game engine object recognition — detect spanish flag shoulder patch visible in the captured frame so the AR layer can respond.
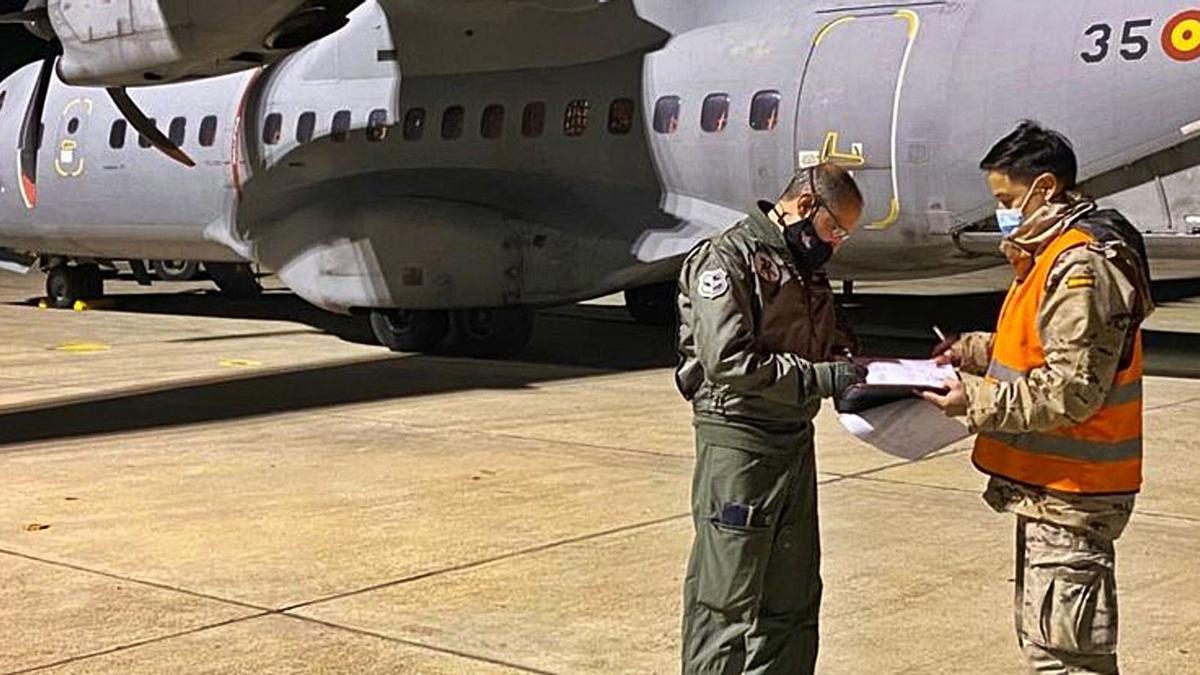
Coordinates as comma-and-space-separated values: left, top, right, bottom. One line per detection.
1066, 275, 1097, 290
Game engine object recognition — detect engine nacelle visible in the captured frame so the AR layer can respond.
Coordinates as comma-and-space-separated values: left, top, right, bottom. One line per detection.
48, 0, 362, 87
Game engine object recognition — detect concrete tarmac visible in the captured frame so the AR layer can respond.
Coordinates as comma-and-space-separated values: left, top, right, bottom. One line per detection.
0, 267, 1197, 674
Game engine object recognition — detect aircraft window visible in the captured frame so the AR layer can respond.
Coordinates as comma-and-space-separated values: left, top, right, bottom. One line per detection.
701, 93, 730, 134
109, 119, 127, 149
138, 119, 156, 148
331, 110, 352, 143
198, 115, 219, 147
367, 108, 389, 142
403, 108, 426, 141
169, 117, 187, 146
0, 90, 5, 112
521, 102, 546, 138
563, 99, 589, 137
750, 90, 782, 131
67, 117, 80, 134
296, 112, 315, 144
442, 105, 465, 140
608, 98, 635, 135
653, 96, 681, 135
263, 113, 283, 145
481, 104, 505, 139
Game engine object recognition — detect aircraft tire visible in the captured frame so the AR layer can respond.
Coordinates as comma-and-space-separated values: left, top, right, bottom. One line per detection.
46, 266, 81, 309
370, 309, 450, 353
152, 260, 200, 282
77, 264, 105, 300
450, 308, 534, 358
624, 282, 677, 327
205, 263, 263, 299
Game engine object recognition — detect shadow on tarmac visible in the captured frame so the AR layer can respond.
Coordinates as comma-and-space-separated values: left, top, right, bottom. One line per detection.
2, 278, 1198, 448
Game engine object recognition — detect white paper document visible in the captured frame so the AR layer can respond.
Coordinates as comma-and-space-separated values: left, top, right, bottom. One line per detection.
838, 398, 971, 460
863, 358, 958, 390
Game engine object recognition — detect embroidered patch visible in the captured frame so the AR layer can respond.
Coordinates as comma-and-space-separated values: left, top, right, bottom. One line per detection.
753, 251, 782, 285
698, 269, 730, 299
1066, 275, 1096, 290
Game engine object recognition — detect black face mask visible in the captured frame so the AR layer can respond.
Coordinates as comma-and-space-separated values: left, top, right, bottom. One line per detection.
784, 215, 834, 273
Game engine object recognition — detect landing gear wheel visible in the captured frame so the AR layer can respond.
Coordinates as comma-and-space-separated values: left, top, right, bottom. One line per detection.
370, 309, 450, 353
624, 282, 677, 327
152, 260, 200, 282
45, 265, 103, 309
204, 263, 262, 299
450, 308, 534, 357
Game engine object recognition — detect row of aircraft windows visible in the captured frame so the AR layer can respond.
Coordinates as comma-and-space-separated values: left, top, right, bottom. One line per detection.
99, 98, 640, 150
91, 91, 783, 151
653, 91, 783, 134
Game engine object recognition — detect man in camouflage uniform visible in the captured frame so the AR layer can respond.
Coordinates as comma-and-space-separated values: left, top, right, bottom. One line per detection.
924, 122, 1153, 674
676, 163, 865, 674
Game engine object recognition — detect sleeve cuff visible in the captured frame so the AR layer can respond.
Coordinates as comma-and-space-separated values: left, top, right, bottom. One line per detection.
961, 372, 997, 433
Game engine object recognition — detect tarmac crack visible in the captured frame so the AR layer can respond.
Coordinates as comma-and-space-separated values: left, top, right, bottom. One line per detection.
279, 512, 689, 613
6, 612, 271, 675
0, 514, 691, 675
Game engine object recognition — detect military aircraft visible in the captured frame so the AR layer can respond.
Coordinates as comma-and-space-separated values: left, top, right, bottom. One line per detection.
1, 0, 1199, 355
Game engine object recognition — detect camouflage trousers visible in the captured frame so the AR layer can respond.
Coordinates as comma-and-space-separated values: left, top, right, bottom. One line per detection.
1015, 516, 1120, 674
682, 417, 821, 675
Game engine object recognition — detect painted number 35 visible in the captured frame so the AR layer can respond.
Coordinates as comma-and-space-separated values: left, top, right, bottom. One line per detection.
1082, 12, 1200, 63
1081, 19, 1154, 63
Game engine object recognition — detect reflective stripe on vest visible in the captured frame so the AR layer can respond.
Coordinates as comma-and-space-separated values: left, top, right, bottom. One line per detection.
973, 227, 1144, 495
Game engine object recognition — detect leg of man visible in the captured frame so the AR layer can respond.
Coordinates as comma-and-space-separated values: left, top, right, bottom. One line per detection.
1015, 517, 1120, 675
682, 421, 801, 675
743, 427, 821, 674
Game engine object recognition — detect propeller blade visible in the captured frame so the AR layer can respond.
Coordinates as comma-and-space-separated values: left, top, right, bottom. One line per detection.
106, 87, 196, 168
16, 52, 54, 210
0, 8, 43, 22
1, 1, 52, 40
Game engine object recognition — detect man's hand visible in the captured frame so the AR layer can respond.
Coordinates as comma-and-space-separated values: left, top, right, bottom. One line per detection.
931, 333, 962, 366
813, 361, 867, 399
920, 378, 968, 417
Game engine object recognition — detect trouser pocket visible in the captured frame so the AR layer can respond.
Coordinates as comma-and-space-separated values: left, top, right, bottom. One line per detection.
695, 519, 774, 619
1021, 521, 1119, 656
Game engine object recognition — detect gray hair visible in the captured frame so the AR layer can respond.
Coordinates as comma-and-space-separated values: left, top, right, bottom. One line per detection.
780, 163, 864, 210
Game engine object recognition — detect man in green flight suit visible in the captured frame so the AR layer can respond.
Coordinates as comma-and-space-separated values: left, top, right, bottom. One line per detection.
676, 163, 866, 674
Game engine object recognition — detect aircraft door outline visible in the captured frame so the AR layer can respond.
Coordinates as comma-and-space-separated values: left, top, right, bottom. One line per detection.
54, 96, 93, 179
795, 9, 921, 230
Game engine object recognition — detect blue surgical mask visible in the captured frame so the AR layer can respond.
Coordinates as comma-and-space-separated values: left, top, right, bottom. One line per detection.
995, 181, 1044, 237
995, 208, 1024, 236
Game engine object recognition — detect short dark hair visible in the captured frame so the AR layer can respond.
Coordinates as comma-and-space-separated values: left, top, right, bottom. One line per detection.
980, 121, 1077, 189
780, 162, 864, 209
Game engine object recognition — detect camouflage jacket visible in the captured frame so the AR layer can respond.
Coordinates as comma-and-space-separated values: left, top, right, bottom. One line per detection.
959, 203, 1152, 529
675, 203, 856, 427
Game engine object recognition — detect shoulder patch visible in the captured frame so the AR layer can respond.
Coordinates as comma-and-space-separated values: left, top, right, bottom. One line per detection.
1066, 274, 1097, 290
698, 269, 730, 300
753, 251, 781, 285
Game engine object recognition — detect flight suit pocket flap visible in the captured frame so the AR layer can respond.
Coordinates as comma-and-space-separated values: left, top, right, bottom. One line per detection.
695, 520, 773, 620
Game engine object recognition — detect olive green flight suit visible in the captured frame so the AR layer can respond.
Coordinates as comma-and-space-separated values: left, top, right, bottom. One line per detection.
676, 203, 856, 675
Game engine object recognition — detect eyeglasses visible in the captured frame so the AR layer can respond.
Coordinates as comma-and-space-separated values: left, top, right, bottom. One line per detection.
808, 168, 851, 242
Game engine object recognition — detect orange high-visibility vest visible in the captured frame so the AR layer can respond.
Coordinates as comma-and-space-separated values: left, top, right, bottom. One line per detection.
973, 227, 1143, 495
